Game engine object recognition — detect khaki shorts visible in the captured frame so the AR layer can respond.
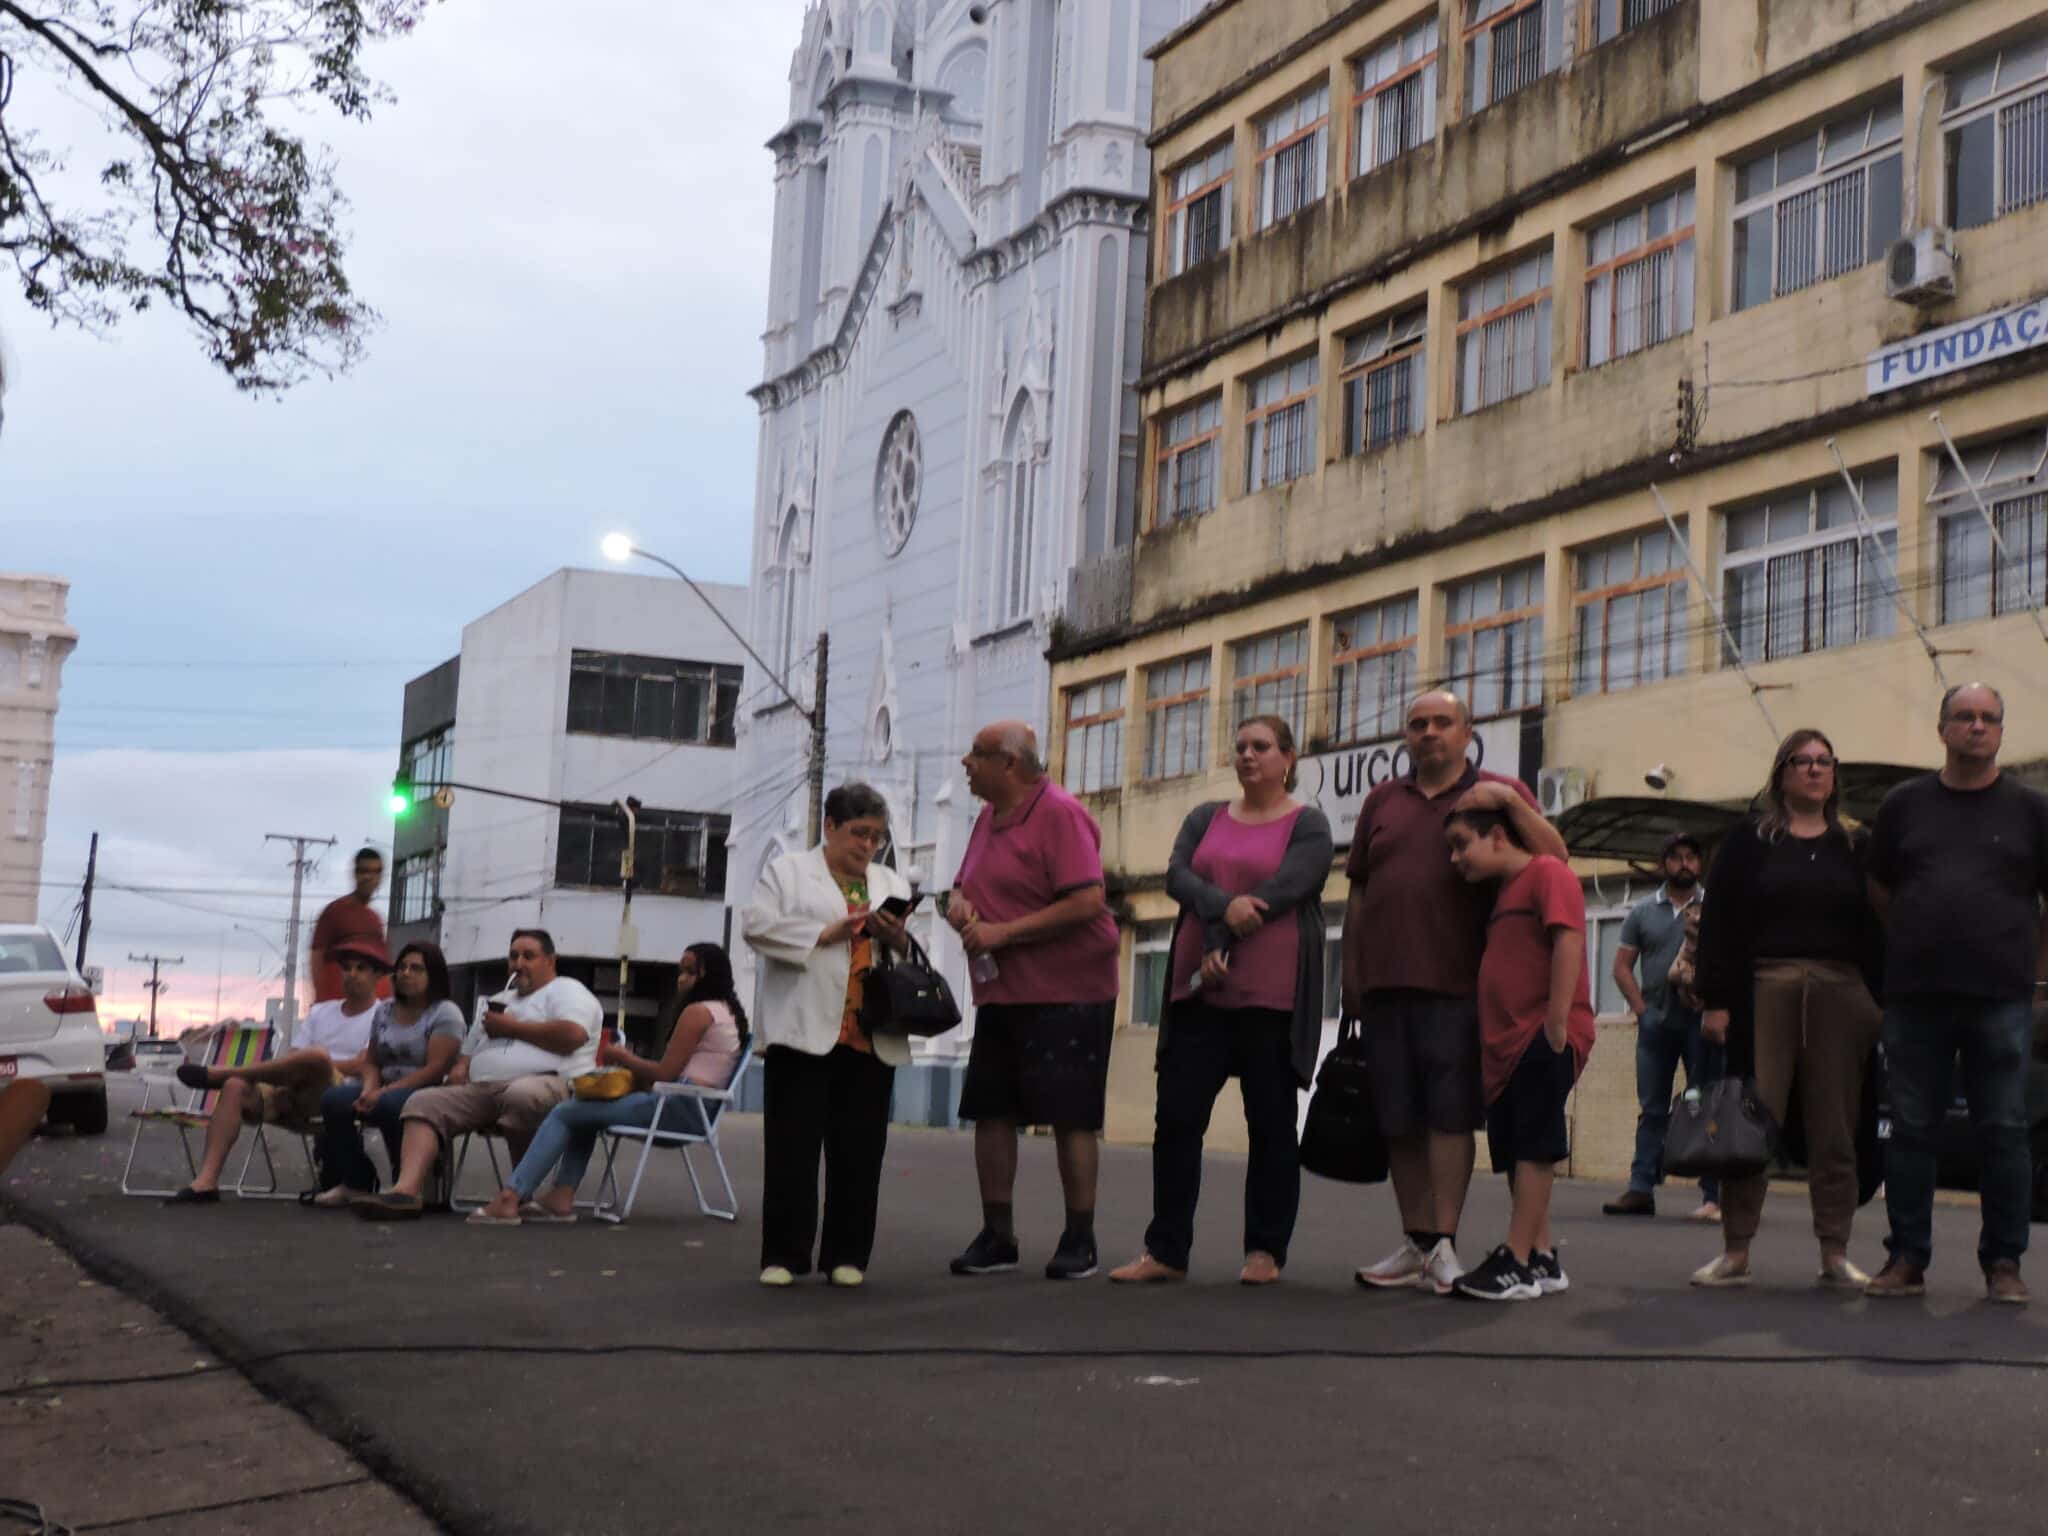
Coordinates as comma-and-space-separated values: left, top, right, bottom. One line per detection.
242, 1067, 347, 1127
397, 1076, 571, 1154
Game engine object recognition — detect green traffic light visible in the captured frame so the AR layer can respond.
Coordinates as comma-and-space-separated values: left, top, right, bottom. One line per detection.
388, 780, 412, 818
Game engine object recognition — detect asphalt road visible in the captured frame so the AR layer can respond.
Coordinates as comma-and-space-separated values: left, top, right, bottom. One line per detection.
6, 1072, 2046, 1536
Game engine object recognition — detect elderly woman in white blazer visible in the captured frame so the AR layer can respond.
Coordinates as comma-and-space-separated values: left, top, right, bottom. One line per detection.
743, 781, 914, 1289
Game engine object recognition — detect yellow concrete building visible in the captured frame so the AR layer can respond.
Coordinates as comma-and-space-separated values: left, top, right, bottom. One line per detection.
1047, 0, 2048, 1170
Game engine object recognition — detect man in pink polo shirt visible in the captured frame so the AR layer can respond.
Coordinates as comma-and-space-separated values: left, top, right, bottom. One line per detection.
945, 719, 1122, 1281
1343, 689, 1568, 1296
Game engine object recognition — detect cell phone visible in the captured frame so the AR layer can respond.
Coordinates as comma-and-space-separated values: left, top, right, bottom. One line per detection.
877, 892, 925, 920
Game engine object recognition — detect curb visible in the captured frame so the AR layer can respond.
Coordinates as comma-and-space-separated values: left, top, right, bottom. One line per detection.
0, 1188, 497, 1536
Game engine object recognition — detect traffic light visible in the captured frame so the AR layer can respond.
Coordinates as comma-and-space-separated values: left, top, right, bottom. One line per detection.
388, 777, 413, 818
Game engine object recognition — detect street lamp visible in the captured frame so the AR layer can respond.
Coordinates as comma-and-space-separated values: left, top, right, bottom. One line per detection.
600, 533, 827, 844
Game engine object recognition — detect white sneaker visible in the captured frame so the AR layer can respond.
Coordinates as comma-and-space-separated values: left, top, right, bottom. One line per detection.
1354, 1239, 1428, 1289
1422, 1238, 1465, 1296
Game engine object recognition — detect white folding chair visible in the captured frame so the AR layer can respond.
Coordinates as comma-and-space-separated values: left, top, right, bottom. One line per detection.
592, 1047, 753, 1225
121, 1025, 274, 1198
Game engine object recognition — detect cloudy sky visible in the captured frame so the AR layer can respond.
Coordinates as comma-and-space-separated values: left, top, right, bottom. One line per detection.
3, 0, 809, 1027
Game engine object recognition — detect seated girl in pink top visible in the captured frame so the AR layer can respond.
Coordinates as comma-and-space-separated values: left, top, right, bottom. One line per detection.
473, 943, 746, 1225
1109, 715, 1336, 1288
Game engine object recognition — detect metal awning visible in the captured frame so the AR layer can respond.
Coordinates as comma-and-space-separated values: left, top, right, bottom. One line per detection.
1557, 762, 1926, 869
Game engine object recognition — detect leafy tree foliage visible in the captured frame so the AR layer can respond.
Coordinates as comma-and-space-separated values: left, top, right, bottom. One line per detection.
0, 2, 433, 393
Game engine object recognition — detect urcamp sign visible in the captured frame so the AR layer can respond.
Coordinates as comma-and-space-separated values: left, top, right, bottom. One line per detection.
1304, 718, 1520, 844
1867, 297, 2048, 397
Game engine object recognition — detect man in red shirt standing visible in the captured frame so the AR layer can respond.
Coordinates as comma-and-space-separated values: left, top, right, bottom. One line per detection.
309, 848, 388, 1004
946, 720, 1123, 1281
1342, 690, 1567, 1295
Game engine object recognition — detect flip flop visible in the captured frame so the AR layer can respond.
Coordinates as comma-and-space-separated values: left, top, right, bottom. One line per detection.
519, 1203, 577, 1225
162, 1186, 220, 1205
466, 1208, 522, 1227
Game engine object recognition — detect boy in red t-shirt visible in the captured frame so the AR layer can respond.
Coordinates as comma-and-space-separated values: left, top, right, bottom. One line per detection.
1441, 808, 1597, 1301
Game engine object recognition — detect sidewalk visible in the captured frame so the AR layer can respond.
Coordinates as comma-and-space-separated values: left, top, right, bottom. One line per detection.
8, 1080, 2046, 1536
0, 1223, 440, 1534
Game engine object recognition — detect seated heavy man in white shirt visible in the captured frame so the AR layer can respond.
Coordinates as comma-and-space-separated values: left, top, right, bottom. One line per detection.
356, 928, 603, 1219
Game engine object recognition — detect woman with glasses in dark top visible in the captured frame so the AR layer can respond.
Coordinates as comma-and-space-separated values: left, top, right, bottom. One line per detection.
1690, 728, 1885, 1289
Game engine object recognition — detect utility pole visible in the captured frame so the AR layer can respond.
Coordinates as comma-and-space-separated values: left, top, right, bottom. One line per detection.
74, 832, 97, 971
807, 631, 829, 847
265, 833, 336, 1048
128, 953, 182, 1040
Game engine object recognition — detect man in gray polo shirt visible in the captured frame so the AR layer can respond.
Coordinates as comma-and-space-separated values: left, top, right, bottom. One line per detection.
1603, 833, 1719, 1219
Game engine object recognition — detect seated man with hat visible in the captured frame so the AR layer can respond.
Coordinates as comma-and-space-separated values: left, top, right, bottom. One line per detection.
165, 936, 388, 1203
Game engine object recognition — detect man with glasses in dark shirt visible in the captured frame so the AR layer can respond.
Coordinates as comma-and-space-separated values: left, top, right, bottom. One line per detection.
1866, 683, 2048, 1304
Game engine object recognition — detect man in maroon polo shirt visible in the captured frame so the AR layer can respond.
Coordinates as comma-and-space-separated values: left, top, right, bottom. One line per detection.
1343, 689, 1566, 1295
945, 720, 1123, 1282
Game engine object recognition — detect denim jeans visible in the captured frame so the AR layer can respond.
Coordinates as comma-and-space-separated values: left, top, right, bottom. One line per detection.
1629, 1004, 1723, 1201
1881, 995, 2034, 1272
318, 1082, 417, 1192
504, 1091, 708, 1201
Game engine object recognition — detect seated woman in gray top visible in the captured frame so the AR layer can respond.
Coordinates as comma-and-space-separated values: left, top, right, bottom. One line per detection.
311, 941, 466, 1206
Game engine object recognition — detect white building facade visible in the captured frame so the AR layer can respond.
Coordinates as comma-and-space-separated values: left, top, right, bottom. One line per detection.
732, 0, 1184, 1115
421, 569, 748, 1039
0, 575, 77, 925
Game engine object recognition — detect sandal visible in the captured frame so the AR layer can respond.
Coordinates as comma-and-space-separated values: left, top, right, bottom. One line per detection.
163, 1186, 220, 1205
466, 1208, 523, 1227
519, 1203, 577, 1225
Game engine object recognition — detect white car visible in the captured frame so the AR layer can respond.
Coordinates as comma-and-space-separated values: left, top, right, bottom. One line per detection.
0, 925, 108, 1135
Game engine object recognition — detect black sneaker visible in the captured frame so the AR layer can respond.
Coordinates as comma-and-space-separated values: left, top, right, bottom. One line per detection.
1528, 1248, 1568, 1296
1451, 1244, 1540, 1302
949, 1228, 1020, 1276
1045, 1231, 1099, 1280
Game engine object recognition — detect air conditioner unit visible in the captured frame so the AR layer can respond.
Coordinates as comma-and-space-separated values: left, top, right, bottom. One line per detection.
1885, 226, 1957, 308
1538, 767, 1590, 819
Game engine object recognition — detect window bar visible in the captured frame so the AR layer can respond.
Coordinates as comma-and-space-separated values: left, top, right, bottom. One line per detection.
1929, 409, 2048, 648
1648, 484, 1781, 741
1822, 439, 1951, 686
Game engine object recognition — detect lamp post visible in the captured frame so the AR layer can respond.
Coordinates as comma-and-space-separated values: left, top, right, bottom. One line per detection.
600, 534, 827, 846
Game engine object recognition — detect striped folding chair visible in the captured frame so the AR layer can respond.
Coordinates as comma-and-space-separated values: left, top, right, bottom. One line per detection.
120, 1025, 274, 1198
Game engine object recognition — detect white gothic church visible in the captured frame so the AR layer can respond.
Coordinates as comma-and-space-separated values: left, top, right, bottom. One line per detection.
730, 0, 1189, 1114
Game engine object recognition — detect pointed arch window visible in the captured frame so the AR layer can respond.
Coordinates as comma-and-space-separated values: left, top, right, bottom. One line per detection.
993, 396, 1041, 629
769, 506, 811, 694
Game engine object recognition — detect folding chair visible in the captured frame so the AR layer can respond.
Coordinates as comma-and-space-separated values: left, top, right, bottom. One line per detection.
592, 1042, 754, 1225
234, 1099, 357, 1201
447, 1127, 508, 1212
121, 1025, 275, 1197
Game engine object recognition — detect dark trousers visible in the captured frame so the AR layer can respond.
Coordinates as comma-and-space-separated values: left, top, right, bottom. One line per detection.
761, 1044, 895, 1274
1629, 1003, 1723, 1203
1144, 1001, 1301, 1271
318, 1082, 415, 1191
1882, 995, 2034, 1272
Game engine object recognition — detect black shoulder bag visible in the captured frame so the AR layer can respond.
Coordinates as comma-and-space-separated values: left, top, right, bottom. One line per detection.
1299, 1016, 1388, 1184
859, 934, 963, 1038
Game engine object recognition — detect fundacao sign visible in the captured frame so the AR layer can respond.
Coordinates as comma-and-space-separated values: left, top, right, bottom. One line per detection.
1867, 296, 2048, 397
1304, 718, 1520, 845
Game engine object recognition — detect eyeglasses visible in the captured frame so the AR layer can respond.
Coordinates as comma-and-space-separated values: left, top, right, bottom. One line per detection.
1786, 754, 1836, 771
1945, 711, 2004, 727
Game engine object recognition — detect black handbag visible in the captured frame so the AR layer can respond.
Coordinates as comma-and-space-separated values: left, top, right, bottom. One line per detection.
1299, 1016, 1388, 1185
1662, 1076, 1781, 1180
859, 934, 963, 1038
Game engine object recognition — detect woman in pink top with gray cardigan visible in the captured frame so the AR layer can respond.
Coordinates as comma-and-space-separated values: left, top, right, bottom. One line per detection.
1110, 715, 1334, 1287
